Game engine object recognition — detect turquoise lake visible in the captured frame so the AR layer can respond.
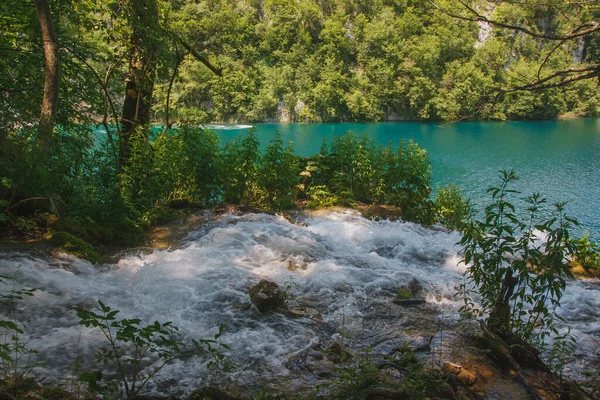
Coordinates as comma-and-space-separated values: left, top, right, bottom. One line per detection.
210, 119, 600, 238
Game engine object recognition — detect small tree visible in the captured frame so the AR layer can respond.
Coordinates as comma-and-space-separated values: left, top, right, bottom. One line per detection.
459, 170, 577, 348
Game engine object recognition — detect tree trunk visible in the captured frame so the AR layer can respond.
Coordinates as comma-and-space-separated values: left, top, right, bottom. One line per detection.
488, 269, 518, 339
34, 0, 60, 146
119, 0, 158, 168
164, 52, 185, 132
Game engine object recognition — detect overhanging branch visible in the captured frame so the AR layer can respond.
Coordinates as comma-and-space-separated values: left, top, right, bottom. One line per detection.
429, 0, 600, 41
172, 33, 222, 76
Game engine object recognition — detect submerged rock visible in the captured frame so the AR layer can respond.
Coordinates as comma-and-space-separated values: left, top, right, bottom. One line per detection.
249, 279, 288, 313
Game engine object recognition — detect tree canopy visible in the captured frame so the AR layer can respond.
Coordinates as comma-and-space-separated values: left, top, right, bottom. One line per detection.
1, 0, 599, 131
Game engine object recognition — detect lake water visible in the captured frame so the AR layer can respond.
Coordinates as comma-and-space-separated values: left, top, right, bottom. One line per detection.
211, 119, 600, 238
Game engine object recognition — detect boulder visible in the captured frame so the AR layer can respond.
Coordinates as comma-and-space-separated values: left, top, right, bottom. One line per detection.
249, 280, 288, 313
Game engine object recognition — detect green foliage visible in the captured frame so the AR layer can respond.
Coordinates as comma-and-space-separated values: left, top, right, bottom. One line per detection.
395, 288, 413, 300
191, 324, 234, 384
46, 231, 101, 264
153, 125, 222, 206
571, 232, 600, 272
257, 133, 299, 210
222, 129, 261, 205
75, 300, 182, 397
382, 140, 433, 224
434, 184, 471, 231
459, 170, 577, 348
76, 301, 234, 397
322, 349, 380, 399
0, 271, 38, 380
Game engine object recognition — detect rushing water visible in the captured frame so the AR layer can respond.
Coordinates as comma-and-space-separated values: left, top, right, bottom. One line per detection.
213, 119, 600, 238
0, 211, 599, 396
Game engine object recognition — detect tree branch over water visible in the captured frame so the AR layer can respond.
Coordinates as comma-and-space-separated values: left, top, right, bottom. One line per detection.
430, 0, 600, 115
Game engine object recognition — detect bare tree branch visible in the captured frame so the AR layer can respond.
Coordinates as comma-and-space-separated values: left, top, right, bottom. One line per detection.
429, 0, 600, 41
172, 32, 222, 77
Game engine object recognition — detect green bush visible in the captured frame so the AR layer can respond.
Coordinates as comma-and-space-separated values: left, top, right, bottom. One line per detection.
571, 232, 600, 272
459, 170, 577, 348
76, 301, 233, 398
257, 132, 299, 210
0, 272, 38, 380
221, 129, 261, 205
153, 126, 222, 206
434, 184, 471, 231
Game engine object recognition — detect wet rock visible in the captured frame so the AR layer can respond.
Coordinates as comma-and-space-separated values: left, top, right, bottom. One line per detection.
325, 341, 354, 364
433, 381, 457, 399
188, 387, 243, 400
442, 361, 477, 386
306, 358, 336, 377
364, 387, 410, 399
287, 308, 306, 318
362, 205, 403, 221
393, 299, 426, 306
394, 279, 425, 306
407, 278, 424, 296
249, 279, 288, 314
308, 350, 324, 360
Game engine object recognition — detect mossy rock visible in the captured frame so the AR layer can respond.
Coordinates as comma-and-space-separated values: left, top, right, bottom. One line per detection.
46, 231, 101, 263
249, 280, 288, 314
395, 288, 413, 300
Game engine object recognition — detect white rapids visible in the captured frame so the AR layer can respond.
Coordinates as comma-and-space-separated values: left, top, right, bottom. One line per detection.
0, 211, 598, 395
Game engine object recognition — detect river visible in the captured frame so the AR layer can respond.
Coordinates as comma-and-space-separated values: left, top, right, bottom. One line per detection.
1, 211, 599, 397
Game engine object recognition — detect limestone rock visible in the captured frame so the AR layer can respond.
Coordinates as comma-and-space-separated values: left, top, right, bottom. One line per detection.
442, 361, 477, 386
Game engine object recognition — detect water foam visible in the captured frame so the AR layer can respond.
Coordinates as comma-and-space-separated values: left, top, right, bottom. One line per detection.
0, 211, 597, 394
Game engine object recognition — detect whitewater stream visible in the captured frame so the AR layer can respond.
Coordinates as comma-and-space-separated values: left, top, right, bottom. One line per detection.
0, 211, 598, 396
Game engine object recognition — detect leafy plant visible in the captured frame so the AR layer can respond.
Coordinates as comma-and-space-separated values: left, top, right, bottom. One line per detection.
222, 129, 261, 205
191, 324, 234, 384
322, 349, 379, 399
257, 132, 299, 210
434, 183, 471, 231
0, 271, 38, 380
571, 232, 600, 272
459, 170, 577, 350
75, 300, 182, 397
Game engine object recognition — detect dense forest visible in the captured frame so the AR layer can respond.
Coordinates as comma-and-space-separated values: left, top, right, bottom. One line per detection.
1, 0, 600, 131
1, 0, 600, 248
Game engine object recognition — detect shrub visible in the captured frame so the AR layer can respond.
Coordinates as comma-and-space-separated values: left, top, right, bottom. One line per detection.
434, 184, 471, 231
75, 301, 182, 397
0, 271, 38, 380
153, 125, 222, 206
571, 232, 600, 272
221, 129, 261, 205
257, 132, 299, 210
459, 170, 577, 348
